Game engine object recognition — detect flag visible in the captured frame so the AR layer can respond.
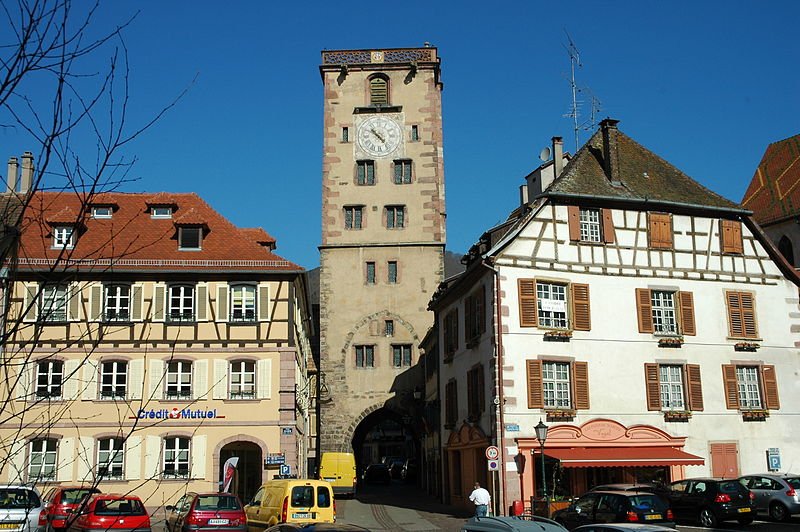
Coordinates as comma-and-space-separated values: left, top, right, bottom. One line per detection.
222, 457, 239, 493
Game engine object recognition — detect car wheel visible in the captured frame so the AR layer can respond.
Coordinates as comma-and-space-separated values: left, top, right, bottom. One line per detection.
737, 516, 754, 525
699, 508, 718, 528
769, 501, 789, 521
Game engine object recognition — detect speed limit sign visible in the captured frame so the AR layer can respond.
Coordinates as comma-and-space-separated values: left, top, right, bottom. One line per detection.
485, 445, 500, 460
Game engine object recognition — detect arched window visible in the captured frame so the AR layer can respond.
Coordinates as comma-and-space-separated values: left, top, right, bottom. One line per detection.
778, 235, 794, 266
369, 76, 388, 105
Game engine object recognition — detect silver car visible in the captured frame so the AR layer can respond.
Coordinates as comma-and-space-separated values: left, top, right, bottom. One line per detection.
0, 485, 43, 532
738, 473, 800, 521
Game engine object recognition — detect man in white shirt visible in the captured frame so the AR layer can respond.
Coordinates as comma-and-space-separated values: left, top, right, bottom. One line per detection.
469, 482, 491, 517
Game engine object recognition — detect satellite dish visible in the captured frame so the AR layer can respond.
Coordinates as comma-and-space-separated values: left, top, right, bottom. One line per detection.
539, 146, 552, 161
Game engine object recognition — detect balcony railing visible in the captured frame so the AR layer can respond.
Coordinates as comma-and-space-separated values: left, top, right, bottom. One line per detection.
99, 390, 127, 400
103, 310, 131, 322
164, 389, 192, 400
229, 390, 256, 400
167, 312, 196, 323
162, 468, 190, 480
229, 311, 257, 323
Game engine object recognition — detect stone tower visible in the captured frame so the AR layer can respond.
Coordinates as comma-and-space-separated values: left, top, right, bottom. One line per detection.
318, 47, 446, 458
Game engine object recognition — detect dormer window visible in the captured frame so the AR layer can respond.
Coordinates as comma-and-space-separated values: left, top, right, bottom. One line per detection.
53, 226, 75, 249
179, 226, 202, 250
152, 206, 173, 218
91, 206, 113, 218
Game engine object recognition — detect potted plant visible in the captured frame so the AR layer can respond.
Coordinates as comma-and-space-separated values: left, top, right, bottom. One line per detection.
658, 336, 684, 348
734, 342, 760, 352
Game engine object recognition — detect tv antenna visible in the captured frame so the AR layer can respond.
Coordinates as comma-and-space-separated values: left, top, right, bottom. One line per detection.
562, 31, 601, 152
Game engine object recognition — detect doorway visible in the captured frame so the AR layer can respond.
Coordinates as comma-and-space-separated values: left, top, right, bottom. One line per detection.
220, 441, 262, 503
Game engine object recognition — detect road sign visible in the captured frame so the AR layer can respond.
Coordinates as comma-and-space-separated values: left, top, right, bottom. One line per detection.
767, 448, 781, 471
487, 459, 499, 471
486, 446, 500, 460
280, 464, 291, 476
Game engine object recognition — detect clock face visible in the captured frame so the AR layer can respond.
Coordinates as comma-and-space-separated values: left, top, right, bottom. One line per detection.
357, 116, 402, 158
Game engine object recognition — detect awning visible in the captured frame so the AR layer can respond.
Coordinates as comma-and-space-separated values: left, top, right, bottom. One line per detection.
538, 447, 704, 468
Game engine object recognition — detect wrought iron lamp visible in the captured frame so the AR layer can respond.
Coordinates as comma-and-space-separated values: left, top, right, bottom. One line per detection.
535, 418, 549, 517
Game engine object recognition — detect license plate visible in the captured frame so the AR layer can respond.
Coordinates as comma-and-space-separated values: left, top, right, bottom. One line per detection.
645, 514, 662, 520
291, 513, 313, 519
738, 507, 751, 513
0, 525, 21, 530
323, 477, 336, 482
208, 519, 229, 525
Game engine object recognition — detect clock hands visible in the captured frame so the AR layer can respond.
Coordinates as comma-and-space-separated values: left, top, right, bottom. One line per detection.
370, 128, 385, 143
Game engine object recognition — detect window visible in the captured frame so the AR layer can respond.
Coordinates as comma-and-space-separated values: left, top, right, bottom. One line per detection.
230, 285, 256, 322
40, 284, 68, 322
443, 309, 459, 360
28, 438, 58, 481
526, 359, 590, 410
91, 206, 113, 218
342, 127, 349, 142
99, 361, 127, 400
355, 345, 374, 368
168, 285, 195, 322
356, 160, 375, 185
579, 208, 602, 242
179, 227, 202, 250
644, 363, 703, 412
53, 226, 75, 249
568, 206, 614, 243
444, 380, 458, 427
536, 281, 568, 329
467, 364, 485, 420
465, 286, 486, 345
151, 206, 172, 218
229, 360, 256, 399
366, 262, 376, 285
36, 360, 63, 399
386, 206, 405, 229
104, 285, 130, 321
518, 279, 591, 331
659, 365, 685, 409
648, 212, 673, 249
411, 125, 419, 141
344, 206, 363, 230
778, 236, 794, 266
722, 364, 779, 411
369, 76, 388, 105
97, 438, 124, 480
387, 261, 398, 283
392, 345, 412, 368
635, 288, 695, 336
162, 437, 190, 479
393, 160, 412, 184
725, 291, 758, 339
166, 361, 193, 399
384, 320, 394, 337
720, 219, 743, 254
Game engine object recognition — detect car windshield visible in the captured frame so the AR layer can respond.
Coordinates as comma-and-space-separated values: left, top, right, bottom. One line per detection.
196, 495, 241, 511
786, 477, 800, 489
94, 499, 146, 516
629, 495, 668, 512
0, 489, 39, 510
62, 489, 97, 504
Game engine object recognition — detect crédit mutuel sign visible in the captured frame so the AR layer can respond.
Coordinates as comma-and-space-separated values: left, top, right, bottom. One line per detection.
130, 407, 225, 420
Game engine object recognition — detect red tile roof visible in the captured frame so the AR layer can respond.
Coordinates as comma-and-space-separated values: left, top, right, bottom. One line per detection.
14, 192, 302, 272
741, 134, 800, 226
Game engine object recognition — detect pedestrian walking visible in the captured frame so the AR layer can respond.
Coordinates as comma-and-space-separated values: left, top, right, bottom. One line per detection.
469, 482, 491, 517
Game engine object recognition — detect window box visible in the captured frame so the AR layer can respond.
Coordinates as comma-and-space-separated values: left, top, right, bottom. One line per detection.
546, 409, 575, 421
658, 336, 683, 348
742, 409, 769, 421
663, 410, 692, 422
544, 330, 572, 342
734, 342, 760, 352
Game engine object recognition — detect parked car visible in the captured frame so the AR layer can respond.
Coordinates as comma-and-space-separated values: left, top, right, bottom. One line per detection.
461, 515, 567, 531
66, 494, 150, 532
552, 490, 674, 530
661, 477, 755, 527
166, 492, 246, 532
738, 473, 800, 521
400, 459, 417, 482
572, 525, 676, 532
361, 464, 391, 485
39, 486, 101, 532
0, 485, 43, 532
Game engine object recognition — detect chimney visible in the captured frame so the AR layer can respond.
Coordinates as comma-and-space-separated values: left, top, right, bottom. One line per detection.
552, 136, 564, 178
20, 151, 34, 193
7, 156, 19, 193
519, 184, 529, 207
600, 118, 621, 185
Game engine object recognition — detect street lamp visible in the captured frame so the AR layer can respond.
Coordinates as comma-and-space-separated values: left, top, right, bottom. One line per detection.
534, 419, 549, 517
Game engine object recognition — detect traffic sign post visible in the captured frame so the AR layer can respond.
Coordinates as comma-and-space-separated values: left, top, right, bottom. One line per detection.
486, 446, 500, 460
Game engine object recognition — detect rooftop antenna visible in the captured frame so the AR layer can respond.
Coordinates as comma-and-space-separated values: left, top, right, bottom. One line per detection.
580, 88, 602, 133
563, 30, 582, 153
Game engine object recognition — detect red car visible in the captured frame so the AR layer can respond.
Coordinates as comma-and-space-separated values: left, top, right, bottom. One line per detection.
39, 486, 101, 532
67, 494, 151, 532
166, 492, 246, 532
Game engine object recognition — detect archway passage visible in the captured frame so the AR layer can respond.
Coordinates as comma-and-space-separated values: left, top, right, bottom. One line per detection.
220, 441, 262, 504
351, 408, 419, 478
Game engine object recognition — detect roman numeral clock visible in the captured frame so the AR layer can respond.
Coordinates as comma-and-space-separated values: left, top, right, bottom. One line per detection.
356, 115, 403, 158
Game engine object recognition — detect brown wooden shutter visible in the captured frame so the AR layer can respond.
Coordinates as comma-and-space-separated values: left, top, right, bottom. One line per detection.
644, 363, 661, 411
710, 443, 739, 478
726, 291, 758, 338
686, 364, 704, 411
573, 361, 590, 409
478, 364, 486, 413
602, 209, 615, 243
679, 291, 696, 336
478, 284, 486, 334
720, 219, 744, 254
518, 279, 538, 327
526, 360, 543, 409
636, 288, 654, 333
571, 283, 591, 331
722, 364, 740, 409
648, 213, 673, 249
568, 206, 581, 241
762, 365, 780, 410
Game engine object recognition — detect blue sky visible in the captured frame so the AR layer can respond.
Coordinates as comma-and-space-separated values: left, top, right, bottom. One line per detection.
3, 1, 798, 269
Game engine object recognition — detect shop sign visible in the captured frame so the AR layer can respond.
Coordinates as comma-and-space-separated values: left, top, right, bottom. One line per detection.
265, 453, 286, 465
134, 407, 222, 420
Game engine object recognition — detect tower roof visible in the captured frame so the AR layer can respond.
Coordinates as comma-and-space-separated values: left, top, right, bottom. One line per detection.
741, 133, 800, 226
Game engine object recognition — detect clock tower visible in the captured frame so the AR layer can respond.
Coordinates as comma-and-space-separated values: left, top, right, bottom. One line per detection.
318, 47, 446, 460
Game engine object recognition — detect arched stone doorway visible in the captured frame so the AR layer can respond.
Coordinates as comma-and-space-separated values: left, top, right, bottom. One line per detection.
350, 407, 419, 476
217, 439, 264, 504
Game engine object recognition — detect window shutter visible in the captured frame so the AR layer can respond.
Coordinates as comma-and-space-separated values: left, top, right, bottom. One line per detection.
76, 437, 93, 483
644, 363, 661, 411
602, 209, 615, 243
23, 283, 38, 322
573, 362, 590, 409
726, 291, 758, 338
196, 283, 208, 321
57, 438, 74, 481
762, 365, 780, 410
128, 359, 144, 400
571, 283, 591, 331
153, 285, 165, 322
649, 213, 673, 249
686, 364, 704, 411
722, 364, 739, 409
193, 360, 208, 401
144, 436, 161, 479
191, 435, 206, 479
217, 284, 229, 322
257, 359, 272, 399
63, 359, 80, 400
635, 288, 654, 333
518, 279, 538, 327
357, 163, 365, 184
125, 435, 142, 480
478, 364, 485, 413
679, 291, 696, 336
367, 162, 374, 183
148, 359, 163, 401
258, 284, 271, 321
212, 360, 228, 400
478, 284, 486, 334
90, 284, 103, 321
131, 284, 143, 321
720, 219, 744, 254
567, 206, 581, 241
526, 360, 543, 409
81, 360, 98, 400
68, 283, 81, 321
